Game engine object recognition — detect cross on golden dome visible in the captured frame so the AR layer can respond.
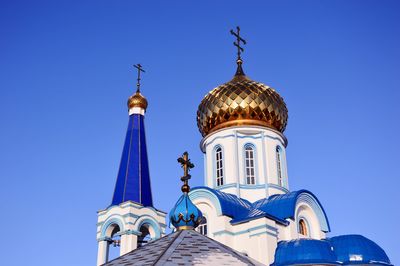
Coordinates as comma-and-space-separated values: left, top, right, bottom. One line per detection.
196, 28, 288, 138
230, 26, 246, 61
230, 26, 247, 76
127, 64, 148, 111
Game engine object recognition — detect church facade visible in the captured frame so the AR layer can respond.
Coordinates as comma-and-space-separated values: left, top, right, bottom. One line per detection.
96, 31, 392, 266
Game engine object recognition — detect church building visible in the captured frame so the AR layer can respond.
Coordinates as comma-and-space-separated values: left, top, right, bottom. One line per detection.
95, 29, 392, 266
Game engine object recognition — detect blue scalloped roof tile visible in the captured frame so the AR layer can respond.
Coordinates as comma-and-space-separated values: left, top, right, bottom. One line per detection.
254, 190, 309, 220
271, 235, 392, 266
191, 187, 326, 226
272, 239, 339, 266
192, 187, 252, 219
329, 235, 392, 265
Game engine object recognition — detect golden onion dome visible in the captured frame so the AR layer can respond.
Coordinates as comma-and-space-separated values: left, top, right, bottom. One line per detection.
127, 90, 148, 110
197, 61, 288, 137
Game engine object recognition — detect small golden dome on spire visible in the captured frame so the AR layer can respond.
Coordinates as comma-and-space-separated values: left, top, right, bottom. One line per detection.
128, 63, 148, 110
128, 91, 148, 110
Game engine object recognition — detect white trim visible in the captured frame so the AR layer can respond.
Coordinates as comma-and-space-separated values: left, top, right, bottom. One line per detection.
129, 107, 145, 115
200, 125, 288, 152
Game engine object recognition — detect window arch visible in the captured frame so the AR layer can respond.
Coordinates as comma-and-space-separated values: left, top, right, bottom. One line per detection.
137, 224, 152, 247
215, 146, 224, 186
276, 146, 283, 186
106, 224, 121, 262
196, 217, 208, 236
244, 145, 256, 185
299, 218, 309, 237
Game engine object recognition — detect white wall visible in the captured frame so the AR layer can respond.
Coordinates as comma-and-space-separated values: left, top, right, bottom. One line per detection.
189, 189, 330, 266
192, 194, 279, 265
201, 125, 289, 202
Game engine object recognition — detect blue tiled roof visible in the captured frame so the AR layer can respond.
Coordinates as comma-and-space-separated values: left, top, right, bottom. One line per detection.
329, 235, 392, 265
230, 206, 288, 225
111, 114, 153, 207
272, 239, 339, 266
251, 189, 330, 230
191, 186, 252, 219
272, 235, 392, 266
190, 187, 328, 228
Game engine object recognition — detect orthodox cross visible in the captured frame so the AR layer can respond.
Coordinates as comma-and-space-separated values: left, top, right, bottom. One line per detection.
230, 26, 247, 61
177, 151, 195, 193
133, 63, 145, 92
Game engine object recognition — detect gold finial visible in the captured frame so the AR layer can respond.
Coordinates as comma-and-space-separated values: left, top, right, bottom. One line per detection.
133, 63, 145, 92
230, 26, 247, 76
177, 152, 195, 193
127, 64, 148, 111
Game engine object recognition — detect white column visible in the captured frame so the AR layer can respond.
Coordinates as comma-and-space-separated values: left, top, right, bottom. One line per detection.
203, 153, 208, 186
234, 130, 240, 196
120, 233, 138, 255
262, 132, 269, 197
97, 240, 109, 266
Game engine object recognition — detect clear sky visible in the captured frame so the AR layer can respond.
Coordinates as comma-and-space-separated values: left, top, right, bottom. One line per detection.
1, 0, 399, 265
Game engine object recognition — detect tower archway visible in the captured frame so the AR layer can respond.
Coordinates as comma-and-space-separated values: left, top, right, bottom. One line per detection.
98, 218, 125, 264
106, 224, 121, 261
135, 217, 161, 247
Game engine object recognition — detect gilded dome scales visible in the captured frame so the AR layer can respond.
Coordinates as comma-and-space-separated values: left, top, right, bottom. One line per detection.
196, 27, 288, 137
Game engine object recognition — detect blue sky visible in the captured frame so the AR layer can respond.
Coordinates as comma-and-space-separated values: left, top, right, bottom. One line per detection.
1, 0, 399, 265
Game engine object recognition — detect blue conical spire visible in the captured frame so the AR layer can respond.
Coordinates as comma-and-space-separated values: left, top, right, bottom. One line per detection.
111, 66, 153, 207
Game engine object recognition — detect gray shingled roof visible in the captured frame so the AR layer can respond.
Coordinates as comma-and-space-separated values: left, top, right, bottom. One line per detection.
104, 230, 265, 265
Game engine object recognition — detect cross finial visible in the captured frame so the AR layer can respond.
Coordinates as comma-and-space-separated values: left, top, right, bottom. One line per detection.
177, 151, 195, 193
230, 26, 247, 61
230, 26, 247, 76
133, 64, 145, 92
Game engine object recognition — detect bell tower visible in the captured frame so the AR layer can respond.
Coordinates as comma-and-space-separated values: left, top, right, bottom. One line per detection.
96, 65, 166, 265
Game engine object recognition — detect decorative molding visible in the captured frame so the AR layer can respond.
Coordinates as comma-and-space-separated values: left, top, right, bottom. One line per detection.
234, 130, 240, 196
100, 216, 125, 238
262, 131, 269, 197
249, 230, 278, 238
213, 224, 278, 237
267, 183, 289, 193
211, 182, 289, 192
122, 213, 139, 219
239, 184, 266, 189
98, 201, 166, 217
135, 216, 162, 238
201, 125, 287, 152
295, 193, 330, 232
189, 189, 223, 216
120, 229, 142, 236
215, 183, 237, 190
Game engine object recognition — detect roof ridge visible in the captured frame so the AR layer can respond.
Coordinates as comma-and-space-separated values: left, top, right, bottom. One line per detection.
103, 231, 180, 265
186, 230, 260, 265
152, 230, 183, 265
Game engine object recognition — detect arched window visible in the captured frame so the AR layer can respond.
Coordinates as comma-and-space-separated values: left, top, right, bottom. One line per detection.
106, 224, 121, 261
137, 224, 152, 247
276, 146, 283, 186
215, 147, 224, 186
197, 217, 208, 236
245, 146, 255, 185
299, 219, 309, 237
